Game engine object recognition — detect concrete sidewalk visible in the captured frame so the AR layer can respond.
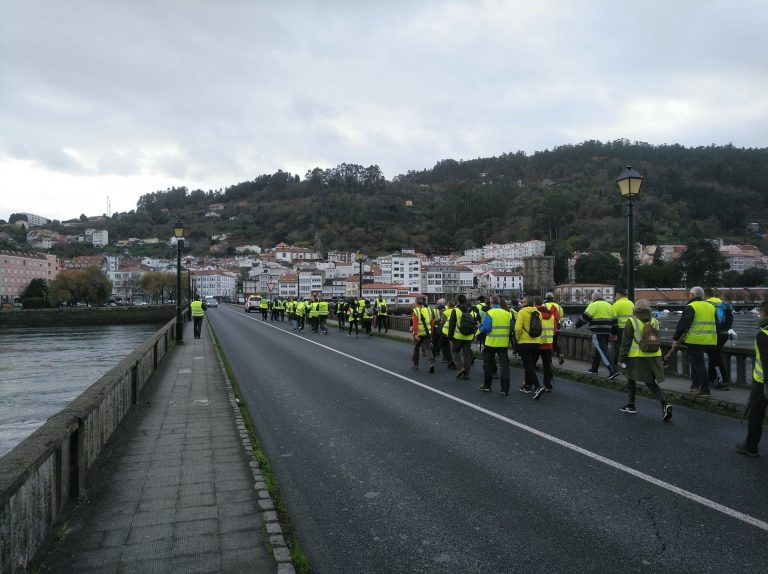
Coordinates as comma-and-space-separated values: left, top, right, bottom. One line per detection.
40, 321, 286, 574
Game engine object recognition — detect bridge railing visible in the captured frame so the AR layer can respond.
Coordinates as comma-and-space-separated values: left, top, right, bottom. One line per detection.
0, 315, 183, 574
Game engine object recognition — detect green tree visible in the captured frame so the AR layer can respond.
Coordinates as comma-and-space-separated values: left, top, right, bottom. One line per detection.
574, 252, 622, 284
677, 239, 728, 287
740, 267, 768, 287
141, 272, 177, 303
21, 278, 49, 308
48, 266, 112, 306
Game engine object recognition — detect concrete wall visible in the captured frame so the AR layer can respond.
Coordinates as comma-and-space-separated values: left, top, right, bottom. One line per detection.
0, 316, 179, 574
0, 306, 176, 329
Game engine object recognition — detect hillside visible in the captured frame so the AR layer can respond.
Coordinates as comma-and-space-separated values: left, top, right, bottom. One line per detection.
19, 140, 768, 260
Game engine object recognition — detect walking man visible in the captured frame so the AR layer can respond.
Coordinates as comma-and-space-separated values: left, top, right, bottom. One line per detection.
665, 286, 717, 397
737, 300, 768, 457
411, 297, 435, 372
612, 288, 635, 366
376, 295, 389, 333
189, 295, 207, 339
478, 295, 512, 395
576, 291, 620, 380
544, 292, 565, 365
448, 294, 476, 380
704, 287, 733, 390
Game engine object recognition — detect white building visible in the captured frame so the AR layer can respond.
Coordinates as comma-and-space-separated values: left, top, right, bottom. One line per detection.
21, 213, 50, 227
273, 243, 322, 264
361, 283, 404, 305
109, 265, 146, 302
191, 269, 238, 300
477, 270, 524, 295
85, 228, 109, 247
422, 265, 475, 299
379, 252, 422, 293
555, 283, 615, 304
463, 240, 546, 262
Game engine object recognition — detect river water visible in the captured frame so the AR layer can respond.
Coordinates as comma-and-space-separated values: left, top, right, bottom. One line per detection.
0, 324, 162, 457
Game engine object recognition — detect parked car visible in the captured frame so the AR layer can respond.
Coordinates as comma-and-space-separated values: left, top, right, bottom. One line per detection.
245, 295, 260, 312
204, 296, 218, 308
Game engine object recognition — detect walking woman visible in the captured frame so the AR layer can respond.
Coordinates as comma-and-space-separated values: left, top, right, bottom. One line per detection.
617, 299, 672, 421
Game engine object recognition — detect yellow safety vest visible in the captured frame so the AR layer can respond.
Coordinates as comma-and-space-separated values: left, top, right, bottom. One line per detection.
318, 301, 329, 316
546, 301, 563, 321
309, 302, 319, 317
190, 300, 205, 317
376, 300, 388, 316
683, 300, 717, 346
441, 308, 453, 336
515, 306, 541, 345
539, 311, 555, 347
413, 307, 432, 336
628, 317, 662, 357
259, 299, 268, 309
753, 327, 768, 383
485, 307, 512, 348
613, 298, 635, 329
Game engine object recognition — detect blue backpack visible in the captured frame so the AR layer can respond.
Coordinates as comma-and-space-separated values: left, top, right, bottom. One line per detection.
714, 302, 734, 331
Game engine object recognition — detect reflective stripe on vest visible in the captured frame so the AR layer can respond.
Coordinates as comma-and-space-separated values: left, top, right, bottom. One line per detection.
539, 313, 555, 346
442, 309, 453, 335
628, 317, 662, 357
485, 307, 511, 348
683, 300, 717, 346
753, 327, 768, 383
191, 300, 205, 317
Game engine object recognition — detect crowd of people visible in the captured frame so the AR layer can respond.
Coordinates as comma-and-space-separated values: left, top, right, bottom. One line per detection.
244, 287, 766, 457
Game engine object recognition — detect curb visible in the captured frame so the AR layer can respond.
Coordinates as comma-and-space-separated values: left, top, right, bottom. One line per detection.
208, 322, 297, 574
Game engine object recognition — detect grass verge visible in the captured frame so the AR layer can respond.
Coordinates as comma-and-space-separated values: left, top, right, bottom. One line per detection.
208, 323, 313, 574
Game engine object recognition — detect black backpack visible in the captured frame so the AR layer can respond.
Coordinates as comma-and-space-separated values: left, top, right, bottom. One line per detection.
457, 306, 478, 336
526, 309, 543, 338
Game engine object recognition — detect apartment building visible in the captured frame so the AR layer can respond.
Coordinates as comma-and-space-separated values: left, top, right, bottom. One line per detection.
0, 250, 58, 302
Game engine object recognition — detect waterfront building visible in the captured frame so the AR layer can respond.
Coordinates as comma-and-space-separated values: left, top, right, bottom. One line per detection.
192, 269, 238, 300
555, 284, 615, 304
379, 251, 422, 293
0, 250, 58, 303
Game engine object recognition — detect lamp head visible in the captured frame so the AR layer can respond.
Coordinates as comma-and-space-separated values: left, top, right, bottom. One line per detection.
173, 219, 185, 238
616, 165, 644, 197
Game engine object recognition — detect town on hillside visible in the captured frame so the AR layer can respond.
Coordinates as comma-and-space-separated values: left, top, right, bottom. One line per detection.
3, 211, 768, 308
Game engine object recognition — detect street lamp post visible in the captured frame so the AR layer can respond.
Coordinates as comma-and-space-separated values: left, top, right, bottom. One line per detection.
173, 219, 185, 344
616, 166, 644, 302
355, 250, 366, 298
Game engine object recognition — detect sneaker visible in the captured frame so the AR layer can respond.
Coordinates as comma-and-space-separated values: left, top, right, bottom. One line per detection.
619, 404, 637, 414
587, 369, 598, 374
663, 404, 673, 421
411, 364, 418, 370
479, 385, 491, 392
736, 442, 759, 457
558, 356, 565, 365
532, 387, 546, 400
428, 366, 435, 374
519, 385, 533, 394
499, 391, 509, 396
455, 369, 465, 379
608, 372, 620, 380
544, 384, 553, 392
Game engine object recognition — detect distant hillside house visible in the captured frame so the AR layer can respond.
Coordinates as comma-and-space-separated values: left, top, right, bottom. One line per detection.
85, 228, 108, 247
273, 243, 321, 264
208, 203, 225, 211
21, 213, 50, 226
0, 250, 58, 302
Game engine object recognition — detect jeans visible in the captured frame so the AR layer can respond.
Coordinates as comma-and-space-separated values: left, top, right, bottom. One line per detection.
483, 346, 509, 392
412, 335, 434, 366
707, 334, 731, 384
193, 316, 203, 338
591, 334, 617, 374
537, 348, 553, 388
452, 339, 473, 375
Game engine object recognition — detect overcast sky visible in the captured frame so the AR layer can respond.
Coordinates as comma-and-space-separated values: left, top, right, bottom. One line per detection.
2, 0, 767, 222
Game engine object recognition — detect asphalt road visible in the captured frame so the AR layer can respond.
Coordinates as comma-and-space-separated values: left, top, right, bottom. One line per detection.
208, 306, 768, 574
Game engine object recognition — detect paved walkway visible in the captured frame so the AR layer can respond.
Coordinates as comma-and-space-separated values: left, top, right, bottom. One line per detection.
40, 321, 280, 574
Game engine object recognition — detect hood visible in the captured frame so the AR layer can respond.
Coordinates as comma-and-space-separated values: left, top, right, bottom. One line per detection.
635, 308, 652, 321
536, 305, 553, 320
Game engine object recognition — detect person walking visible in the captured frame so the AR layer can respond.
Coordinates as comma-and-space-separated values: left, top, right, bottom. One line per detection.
478, 295, 512, 395
411, 297, 435, 372
448, 294, 476, 380
362, 302, 374, 336
439, 301, 457, 369
259, 296, 269, 320
612, 288, 635, 366
317, 298, 329, 335
535, 296, 557, 397
515, 295, 542, 396
665, 286, 717, 397
617, 299, 672, 420
704, 287, 733, 390
189, 295, 207, 339
336, 299, 347, 332
347, 298, 360, 338
376, 295, 389, 333
576, 291, 620, 380
737, 300, 768, 457
544, 292, 565, 365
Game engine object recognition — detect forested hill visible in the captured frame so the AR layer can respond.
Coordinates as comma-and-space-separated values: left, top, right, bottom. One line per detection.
110, 140, 768, 258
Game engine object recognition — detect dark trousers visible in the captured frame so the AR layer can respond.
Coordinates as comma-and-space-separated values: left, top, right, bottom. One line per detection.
362, 319, 372, 335
377, 315, 389, 332
591, 334, 617, 374
483, 346, 509, 392
537, 348, 553, 388
261, 308, 268, 320
412, 335, 434, 366
438, 335, 454, 366
688, 347, 710, 392
348, 320, 359, 337
518, 343, 540, 388
452, 339, 473, 376
746, 381, 768, 452
337, 314, 346, 331
612, 330, 624, 366
193, 316, 203, 338
319, 316, 327, 333
707, 334, 731, 384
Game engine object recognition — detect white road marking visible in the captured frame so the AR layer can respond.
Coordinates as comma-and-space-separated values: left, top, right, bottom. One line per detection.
224, 307, 768, 533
